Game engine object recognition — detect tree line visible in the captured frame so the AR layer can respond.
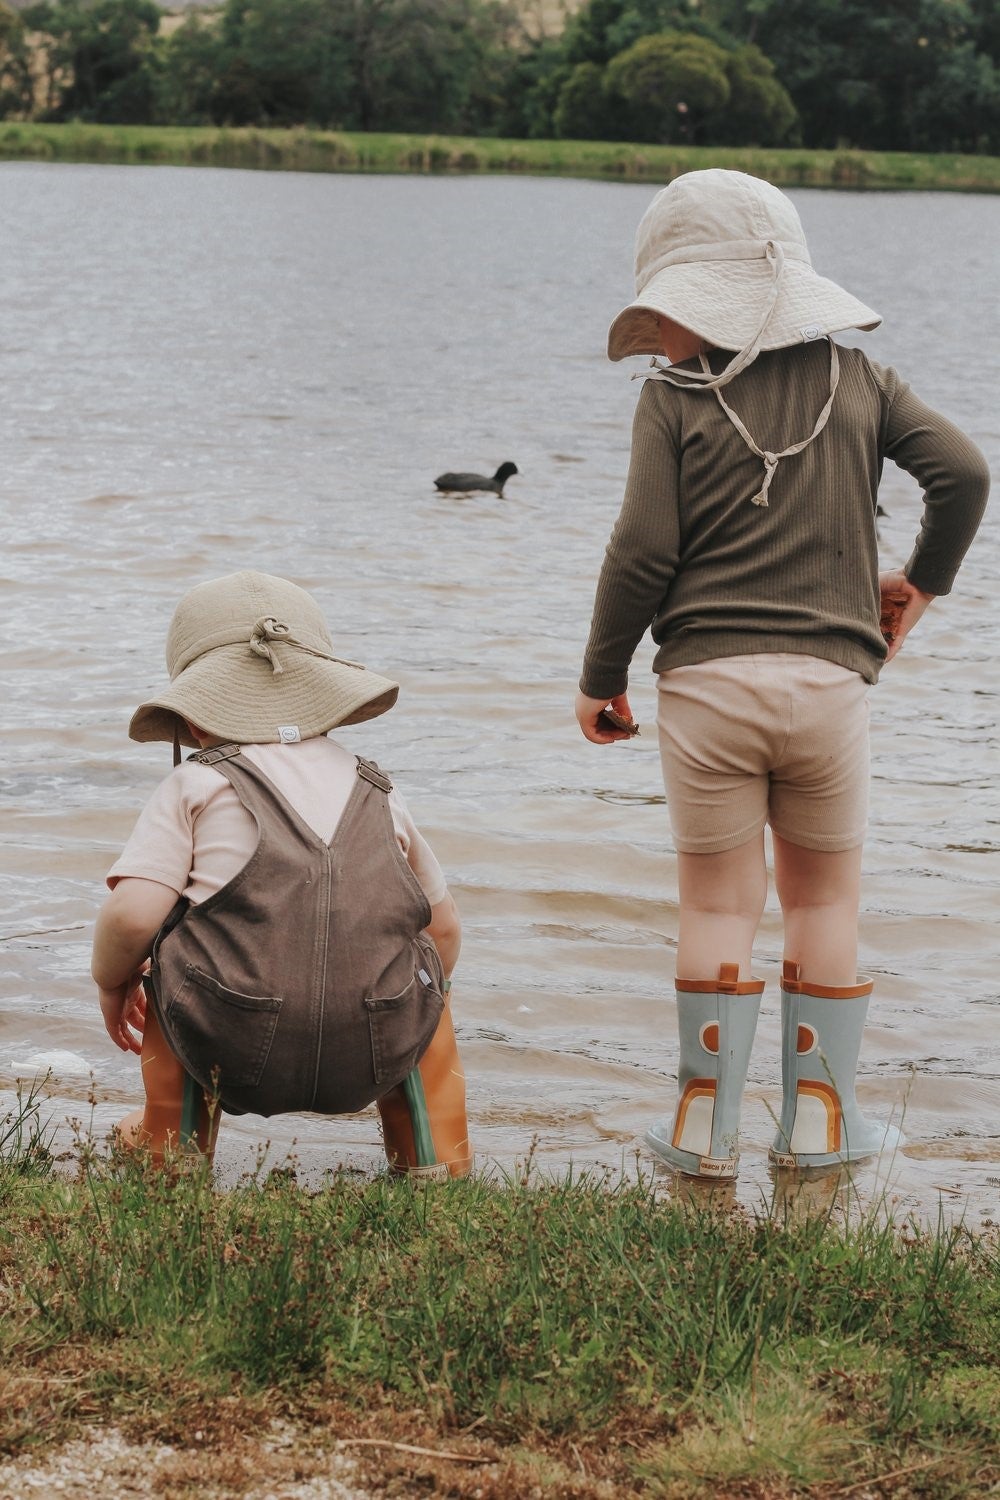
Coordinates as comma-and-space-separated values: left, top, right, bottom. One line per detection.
3, 0, 1000, 152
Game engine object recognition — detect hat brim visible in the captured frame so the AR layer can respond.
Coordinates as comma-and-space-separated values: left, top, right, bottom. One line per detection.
608, 258, 881, 361
129, 644, 399, 746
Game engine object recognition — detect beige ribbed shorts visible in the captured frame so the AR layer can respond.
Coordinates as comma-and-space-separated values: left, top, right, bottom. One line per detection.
657, 654, 870, 854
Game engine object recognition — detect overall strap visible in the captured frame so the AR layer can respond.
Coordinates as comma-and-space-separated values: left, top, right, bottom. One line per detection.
356, 757, 393, 793
328, 756, 394, 848
195, 743, 244, 767
329, 756, 433, 930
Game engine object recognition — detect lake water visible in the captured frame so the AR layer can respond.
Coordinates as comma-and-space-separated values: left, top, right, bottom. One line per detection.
1, 164, 996, 1224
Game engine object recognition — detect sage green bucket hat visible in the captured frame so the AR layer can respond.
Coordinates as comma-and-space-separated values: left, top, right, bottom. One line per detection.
129, 570, 399, 749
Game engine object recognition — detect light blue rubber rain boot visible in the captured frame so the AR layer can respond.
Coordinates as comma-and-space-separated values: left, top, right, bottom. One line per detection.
646, 962, 764, 1179
769, 960, 904, 1169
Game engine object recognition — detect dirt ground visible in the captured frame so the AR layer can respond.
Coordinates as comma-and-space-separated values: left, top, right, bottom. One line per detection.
0, 1407, 631, 1500
0, 1423, 371, 1500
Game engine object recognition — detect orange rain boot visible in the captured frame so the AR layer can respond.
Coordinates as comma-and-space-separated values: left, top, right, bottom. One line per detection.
116, 1000, 221, 1166
377, 998, 472, 1180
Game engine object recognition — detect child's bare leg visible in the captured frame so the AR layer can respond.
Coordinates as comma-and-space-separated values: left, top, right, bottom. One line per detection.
769, 836, 900, 1166
649, 835, 766, 1176
772, 835, 862, 984
676, 834, 767, 979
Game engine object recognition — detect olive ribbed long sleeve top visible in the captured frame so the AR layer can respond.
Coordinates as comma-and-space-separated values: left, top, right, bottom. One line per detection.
580, 341, 990, 699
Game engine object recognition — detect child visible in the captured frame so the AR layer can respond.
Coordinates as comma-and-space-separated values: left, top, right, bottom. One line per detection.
576, 170, 989, 1179
92, 569, 472, 1178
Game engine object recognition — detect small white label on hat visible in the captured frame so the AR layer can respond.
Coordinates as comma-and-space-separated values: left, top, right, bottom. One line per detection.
278, 725, 301, 743
800, 324, 823, 341
418, 968, 432, 986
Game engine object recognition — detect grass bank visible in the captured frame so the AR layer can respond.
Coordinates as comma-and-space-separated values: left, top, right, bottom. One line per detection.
2, 1088, 998, 1497
4, 121, 1000, 189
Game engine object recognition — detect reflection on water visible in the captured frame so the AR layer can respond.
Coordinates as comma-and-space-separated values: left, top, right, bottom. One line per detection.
0, 165, 997, 1225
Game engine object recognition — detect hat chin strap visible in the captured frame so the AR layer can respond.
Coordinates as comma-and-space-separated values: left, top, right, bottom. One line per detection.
708, 338, 840, 507
640, 241, 841, 508
643, 239, 785, 394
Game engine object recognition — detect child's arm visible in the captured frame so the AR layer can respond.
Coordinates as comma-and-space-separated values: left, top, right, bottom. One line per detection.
879, 375, 990, 597
579, 382, 681, 717
425, 892, 461, 979
91, 878, 180, 1054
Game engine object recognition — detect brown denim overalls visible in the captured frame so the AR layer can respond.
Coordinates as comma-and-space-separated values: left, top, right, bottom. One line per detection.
145, 745, 444, 1118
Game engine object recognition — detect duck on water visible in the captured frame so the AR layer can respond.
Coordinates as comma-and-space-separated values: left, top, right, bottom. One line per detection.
434, 461, 519, 496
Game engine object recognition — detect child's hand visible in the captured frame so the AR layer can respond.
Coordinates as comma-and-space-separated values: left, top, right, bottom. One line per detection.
576, 690, 637, 743
99, 971, 147, 1054
879, 571, 936, 662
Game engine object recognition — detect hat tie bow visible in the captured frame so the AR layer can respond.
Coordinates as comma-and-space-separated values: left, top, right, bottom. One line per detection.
753, 452, 781, 509
708, 338, 841, 508
249, 616, 366, 676
249, 616, 293, 673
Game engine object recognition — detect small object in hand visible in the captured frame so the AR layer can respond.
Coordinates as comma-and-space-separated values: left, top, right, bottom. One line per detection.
598, 707, 640, 736
880, 591, 908, 645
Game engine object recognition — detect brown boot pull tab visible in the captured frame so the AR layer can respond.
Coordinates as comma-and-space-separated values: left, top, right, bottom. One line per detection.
718, 962, 740, 984
782, 959, 802, 984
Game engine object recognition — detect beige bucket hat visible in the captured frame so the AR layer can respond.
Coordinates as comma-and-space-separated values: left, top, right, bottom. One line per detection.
129, 570, 399, 750
608, 170, 882, 508
608, 169, 880, 364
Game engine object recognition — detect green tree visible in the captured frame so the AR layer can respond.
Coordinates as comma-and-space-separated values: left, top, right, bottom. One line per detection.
968, 0, 1000, 62
705, 42, 797, 145
553, 59, 618, 138
216, 0, 516, 132
206, 58, 262, 124
356, 0, 518, 133
604, 31, 730, 141
912, 38, 1000, 151
0, 2, 34, 118
564, 0, 723, 66
492, 37, 570, 138
705, 0, 996, 150
219, 0, 350, 125
155, 14, 234, 125
22, 0, 160, 122
551, 2, 796, 145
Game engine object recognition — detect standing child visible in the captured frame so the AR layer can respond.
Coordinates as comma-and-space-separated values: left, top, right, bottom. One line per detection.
92, 569, 472, 1179
576, 170, 989, 1179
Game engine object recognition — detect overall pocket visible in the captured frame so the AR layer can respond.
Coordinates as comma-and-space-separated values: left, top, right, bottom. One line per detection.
166, 966, 282, 1090
365, 939, 444, 1087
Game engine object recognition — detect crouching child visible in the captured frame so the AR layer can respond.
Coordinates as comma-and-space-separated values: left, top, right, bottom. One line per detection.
91, 569, 472, 1178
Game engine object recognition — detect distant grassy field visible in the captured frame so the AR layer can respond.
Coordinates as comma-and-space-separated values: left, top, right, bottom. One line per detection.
4, 120, 1000, 189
